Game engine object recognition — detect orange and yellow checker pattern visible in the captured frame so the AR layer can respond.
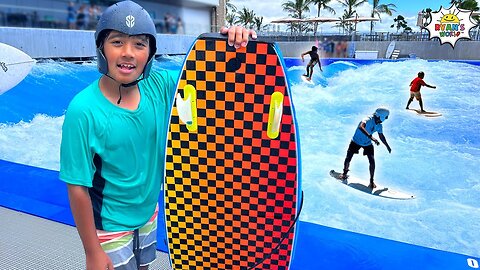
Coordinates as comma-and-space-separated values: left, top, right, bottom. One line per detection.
165, 37, 298, 270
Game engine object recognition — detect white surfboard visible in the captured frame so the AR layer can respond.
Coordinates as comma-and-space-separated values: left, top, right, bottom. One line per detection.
407, 108, 442, 118
385, 41, 396, 59
330, 170, 415, 200
301, 75, 314, 85
0, 43, 36, 95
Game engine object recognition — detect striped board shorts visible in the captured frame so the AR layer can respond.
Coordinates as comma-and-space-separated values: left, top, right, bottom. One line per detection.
97, 206, 158, 270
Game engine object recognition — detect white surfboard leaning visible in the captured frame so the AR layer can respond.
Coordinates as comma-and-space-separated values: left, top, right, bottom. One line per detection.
407, 108, 442, 118
330, 170, 415, 200
385, 41, 395, 59
0, 43, 36, 95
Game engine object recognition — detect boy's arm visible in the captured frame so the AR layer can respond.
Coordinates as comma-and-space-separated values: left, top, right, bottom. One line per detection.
378, 133, 392, 153
426, 83, 436, 89
359, 122, 379, 145
67, 184, 113, 270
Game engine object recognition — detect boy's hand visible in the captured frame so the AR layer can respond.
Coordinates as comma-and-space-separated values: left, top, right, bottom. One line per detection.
220, 26, 257, 49
86, 249, 113, 270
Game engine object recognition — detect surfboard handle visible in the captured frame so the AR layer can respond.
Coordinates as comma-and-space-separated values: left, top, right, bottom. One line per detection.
175, 84, 197, 131
267, 92, 284, 139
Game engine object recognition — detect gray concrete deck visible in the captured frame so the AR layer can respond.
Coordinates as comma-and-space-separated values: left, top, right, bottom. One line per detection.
0, 207, 172, 270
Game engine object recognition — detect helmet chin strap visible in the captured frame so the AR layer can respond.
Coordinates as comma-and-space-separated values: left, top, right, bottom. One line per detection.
104, 73, 144, 104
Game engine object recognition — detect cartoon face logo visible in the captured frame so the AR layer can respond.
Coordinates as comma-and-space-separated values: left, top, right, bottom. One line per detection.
425, 4, 476, 48
440, 13, 460, 23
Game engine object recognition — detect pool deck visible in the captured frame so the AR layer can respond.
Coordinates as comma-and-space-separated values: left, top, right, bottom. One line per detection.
0, 206, 172, 270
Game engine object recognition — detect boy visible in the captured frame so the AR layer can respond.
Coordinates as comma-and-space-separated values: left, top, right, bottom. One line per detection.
341, 108, 392, 189
59, 1, 256, 270
301, 45, 322, 81
406, 71, 436, 112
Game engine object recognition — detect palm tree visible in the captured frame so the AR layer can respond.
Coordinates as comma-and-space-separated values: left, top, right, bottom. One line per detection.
225, 0, 237, 15
310, 0, 336, 35
282, 0, 313, 34
450, 0, 479, 23
226, 13, 236, 26
338, 0, 369, 17
338, 0, 368, 34
370, 0, 397, 35
390, 15, 411, 33
334, 11, 352, 34
253, 16, 266, 31
450, 0, 479, 10
236, 7, 256, 29
224, 0, 237, 26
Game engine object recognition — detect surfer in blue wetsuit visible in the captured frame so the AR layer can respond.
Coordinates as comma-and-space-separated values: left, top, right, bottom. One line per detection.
59, 1, 256, 270
301, 46, 322, 81
341, 108, 392, 189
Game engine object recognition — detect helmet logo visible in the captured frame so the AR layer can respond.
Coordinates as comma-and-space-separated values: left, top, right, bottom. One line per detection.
126, 15, 135, 28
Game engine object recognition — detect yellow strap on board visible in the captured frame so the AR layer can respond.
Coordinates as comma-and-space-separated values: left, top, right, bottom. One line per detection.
175, 84, 197, 131
267, 91, 284, 139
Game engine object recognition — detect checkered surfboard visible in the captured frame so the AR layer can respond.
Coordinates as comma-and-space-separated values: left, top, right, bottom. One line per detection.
165, 34, 300, 269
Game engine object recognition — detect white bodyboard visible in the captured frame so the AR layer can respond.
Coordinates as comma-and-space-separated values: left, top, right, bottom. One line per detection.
0, 43, 36, 95
330, 170, 415, 200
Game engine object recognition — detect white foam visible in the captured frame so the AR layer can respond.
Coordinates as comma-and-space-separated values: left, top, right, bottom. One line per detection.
0, 114, 63, 171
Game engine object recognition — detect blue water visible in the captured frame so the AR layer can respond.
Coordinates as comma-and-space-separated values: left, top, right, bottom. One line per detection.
0, 56, 479, 258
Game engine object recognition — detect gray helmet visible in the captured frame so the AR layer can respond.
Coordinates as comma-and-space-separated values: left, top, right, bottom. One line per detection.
95, 0, 157, 79
374, 107, 389, 122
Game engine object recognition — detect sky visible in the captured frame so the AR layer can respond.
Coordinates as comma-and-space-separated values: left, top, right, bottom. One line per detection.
229, 0, 455, 33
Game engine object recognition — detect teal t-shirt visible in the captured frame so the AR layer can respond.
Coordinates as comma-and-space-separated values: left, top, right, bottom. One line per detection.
60, 70, 176, 231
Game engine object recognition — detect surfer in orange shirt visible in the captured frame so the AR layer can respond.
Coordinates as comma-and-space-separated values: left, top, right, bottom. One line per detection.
406, 71, 436, 112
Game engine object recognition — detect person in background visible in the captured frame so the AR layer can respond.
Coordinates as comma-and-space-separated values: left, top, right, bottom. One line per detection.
301, 45, 322, 81
66, 1, 76, 29
59, 1, 257, 270
88, 4, 100, 30
176, 17, 184, 34
406, 71, 436, 112
340, 108, 392, 189
75, 4, 86, 30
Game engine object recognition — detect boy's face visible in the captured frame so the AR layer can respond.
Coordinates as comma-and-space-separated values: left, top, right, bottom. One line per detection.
103, 30, 150, 84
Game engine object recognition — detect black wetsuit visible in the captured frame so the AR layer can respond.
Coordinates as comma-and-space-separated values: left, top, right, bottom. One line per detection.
305, 50, 320, 78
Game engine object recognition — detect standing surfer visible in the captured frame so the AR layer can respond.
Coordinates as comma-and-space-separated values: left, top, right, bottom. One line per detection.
301, 45, 322, 81
340, 108, 392, 189
406, 71, 436, 112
